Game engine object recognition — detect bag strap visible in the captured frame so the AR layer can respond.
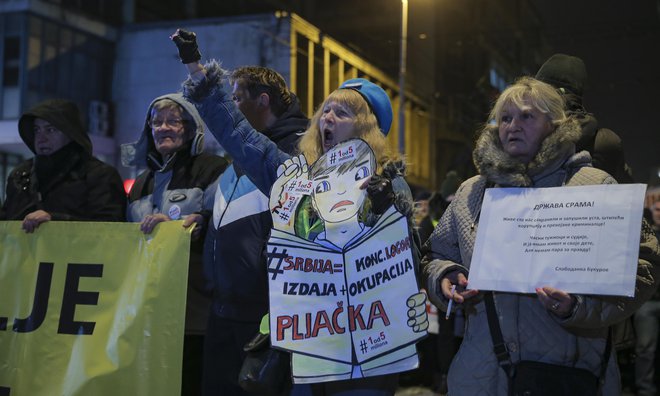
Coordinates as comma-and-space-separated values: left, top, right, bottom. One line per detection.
484, 292, 611, 384
599, 328, 612, 385
484, 292, 513, 377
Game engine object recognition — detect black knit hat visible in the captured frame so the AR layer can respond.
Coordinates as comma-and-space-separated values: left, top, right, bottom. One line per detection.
535, 54, 588, 98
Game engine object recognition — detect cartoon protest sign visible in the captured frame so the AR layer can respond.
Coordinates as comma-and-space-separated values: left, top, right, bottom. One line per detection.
267, 139, 427, 384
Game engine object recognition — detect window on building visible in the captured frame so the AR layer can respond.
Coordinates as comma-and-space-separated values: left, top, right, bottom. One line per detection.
2, 36, 21, 118
0, 14, 113, 144
1, 13, 24, 119
21, 15, 114, 124
43, 0, 123, 25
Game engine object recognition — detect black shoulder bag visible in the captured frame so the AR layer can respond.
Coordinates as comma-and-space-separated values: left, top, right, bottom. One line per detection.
238, 332, 291, 395
484, 292, 611, 396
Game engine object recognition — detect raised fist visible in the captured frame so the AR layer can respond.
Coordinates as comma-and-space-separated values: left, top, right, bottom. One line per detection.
170, 28, 201, 64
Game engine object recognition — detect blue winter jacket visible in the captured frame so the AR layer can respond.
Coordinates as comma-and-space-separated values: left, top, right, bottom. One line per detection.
184, 62, 308, 321
182, 61, 294, 195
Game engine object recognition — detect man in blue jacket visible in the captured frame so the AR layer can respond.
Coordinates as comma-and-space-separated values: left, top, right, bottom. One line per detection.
202, 65, 308, 395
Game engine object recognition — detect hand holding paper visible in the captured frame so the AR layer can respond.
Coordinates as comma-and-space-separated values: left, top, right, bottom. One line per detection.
535, 286, 576, 318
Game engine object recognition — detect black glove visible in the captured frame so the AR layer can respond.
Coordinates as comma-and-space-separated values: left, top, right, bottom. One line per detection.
171, 28, 202, 64
367, 174, 395, 215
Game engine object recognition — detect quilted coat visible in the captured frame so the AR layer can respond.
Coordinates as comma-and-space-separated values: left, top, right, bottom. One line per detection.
422, 117, 660, 395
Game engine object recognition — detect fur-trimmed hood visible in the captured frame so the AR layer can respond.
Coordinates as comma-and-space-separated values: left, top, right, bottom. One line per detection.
181, 59, 227, 104
121, 93, 208, 170
473, 117, 584, 187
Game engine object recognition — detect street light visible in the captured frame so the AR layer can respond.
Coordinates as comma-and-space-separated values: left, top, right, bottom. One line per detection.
399, 0, 408, 155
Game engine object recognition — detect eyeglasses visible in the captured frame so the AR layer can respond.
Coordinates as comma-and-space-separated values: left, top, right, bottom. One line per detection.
149, 118, 184, 129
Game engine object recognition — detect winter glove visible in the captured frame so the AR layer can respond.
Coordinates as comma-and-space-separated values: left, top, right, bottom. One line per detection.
171, 28, 202, 64
367, 174, 395, 215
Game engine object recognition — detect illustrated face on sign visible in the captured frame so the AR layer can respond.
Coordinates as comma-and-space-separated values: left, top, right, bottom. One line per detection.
310, 139, 376, 224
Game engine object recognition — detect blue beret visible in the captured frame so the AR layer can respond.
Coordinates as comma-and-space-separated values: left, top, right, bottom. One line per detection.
339, 78, 393, 136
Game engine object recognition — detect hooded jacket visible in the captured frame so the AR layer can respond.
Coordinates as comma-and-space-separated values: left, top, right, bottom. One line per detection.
1, 99, 126, 221
422, 118, 660, 395
122, 93, 228, 333
573, 110, 632, 183
535, 54, 632, 183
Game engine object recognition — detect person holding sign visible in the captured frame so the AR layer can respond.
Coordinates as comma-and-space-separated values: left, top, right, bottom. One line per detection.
268, 139, 427, 387
422, 77, 660, 395
170, 29, 423, 395
122, 93, 228, 395
0, 99, 126, 228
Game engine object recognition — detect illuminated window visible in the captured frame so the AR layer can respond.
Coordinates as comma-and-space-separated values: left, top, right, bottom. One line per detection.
2, 36, 21, 118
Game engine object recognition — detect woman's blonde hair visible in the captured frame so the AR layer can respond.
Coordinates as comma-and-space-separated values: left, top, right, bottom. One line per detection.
297, 89, 398, 172
489, 76, 567, 127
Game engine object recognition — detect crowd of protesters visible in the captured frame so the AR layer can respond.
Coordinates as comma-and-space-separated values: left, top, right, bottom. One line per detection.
1, 26, 659, 396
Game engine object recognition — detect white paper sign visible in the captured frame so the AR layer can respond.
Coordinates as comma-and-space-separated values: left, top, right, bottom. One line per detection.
267, 207, 424, 382
469, 184, 646, 296
266, 139, 425, 384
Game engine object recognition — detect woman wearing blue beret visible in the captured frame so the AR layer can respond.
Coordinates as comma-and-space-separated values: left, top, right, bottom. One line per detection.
171, 29, 423, 396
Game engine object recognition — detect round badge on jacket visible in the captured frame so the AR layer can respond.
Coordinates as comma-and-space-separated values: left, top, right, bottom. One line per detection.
168, 205, 182, 220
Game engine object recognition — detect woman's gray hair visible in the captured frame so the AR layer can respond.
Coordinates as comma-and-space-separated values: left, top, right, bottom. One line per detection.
150, 98, 196, 140
489, 76, 567, 127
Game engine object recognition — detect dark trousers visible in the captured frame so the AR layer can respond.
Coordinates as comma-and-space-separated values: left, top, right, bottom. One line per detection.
634, 300, 660, 396
202, 314, 260, 396
182, 334, 205, 396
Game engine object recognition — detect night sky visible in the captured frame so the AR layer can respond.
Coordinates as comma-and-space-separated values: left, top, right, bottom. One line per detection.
304, 0, 660, 184
76, 0, 660, 185
532, 0, 660, 184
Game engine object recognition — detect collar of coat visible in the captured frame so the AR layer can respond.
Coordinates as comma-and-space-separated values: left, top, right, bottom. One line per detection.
472, 117, 584, 187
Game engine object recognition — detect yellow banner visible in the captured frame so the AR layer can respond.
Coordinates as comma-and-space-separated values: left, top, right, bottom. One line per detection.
0, 221, 190, 396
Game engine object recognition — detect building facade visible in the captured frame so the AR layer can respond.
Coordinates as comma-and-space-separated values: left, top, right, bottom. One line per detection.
0, 0, 552, 199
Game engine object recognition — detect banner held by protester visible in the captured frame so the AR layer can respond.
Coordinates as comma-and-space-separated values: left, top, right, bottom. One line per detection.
0, 221, 190, 396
